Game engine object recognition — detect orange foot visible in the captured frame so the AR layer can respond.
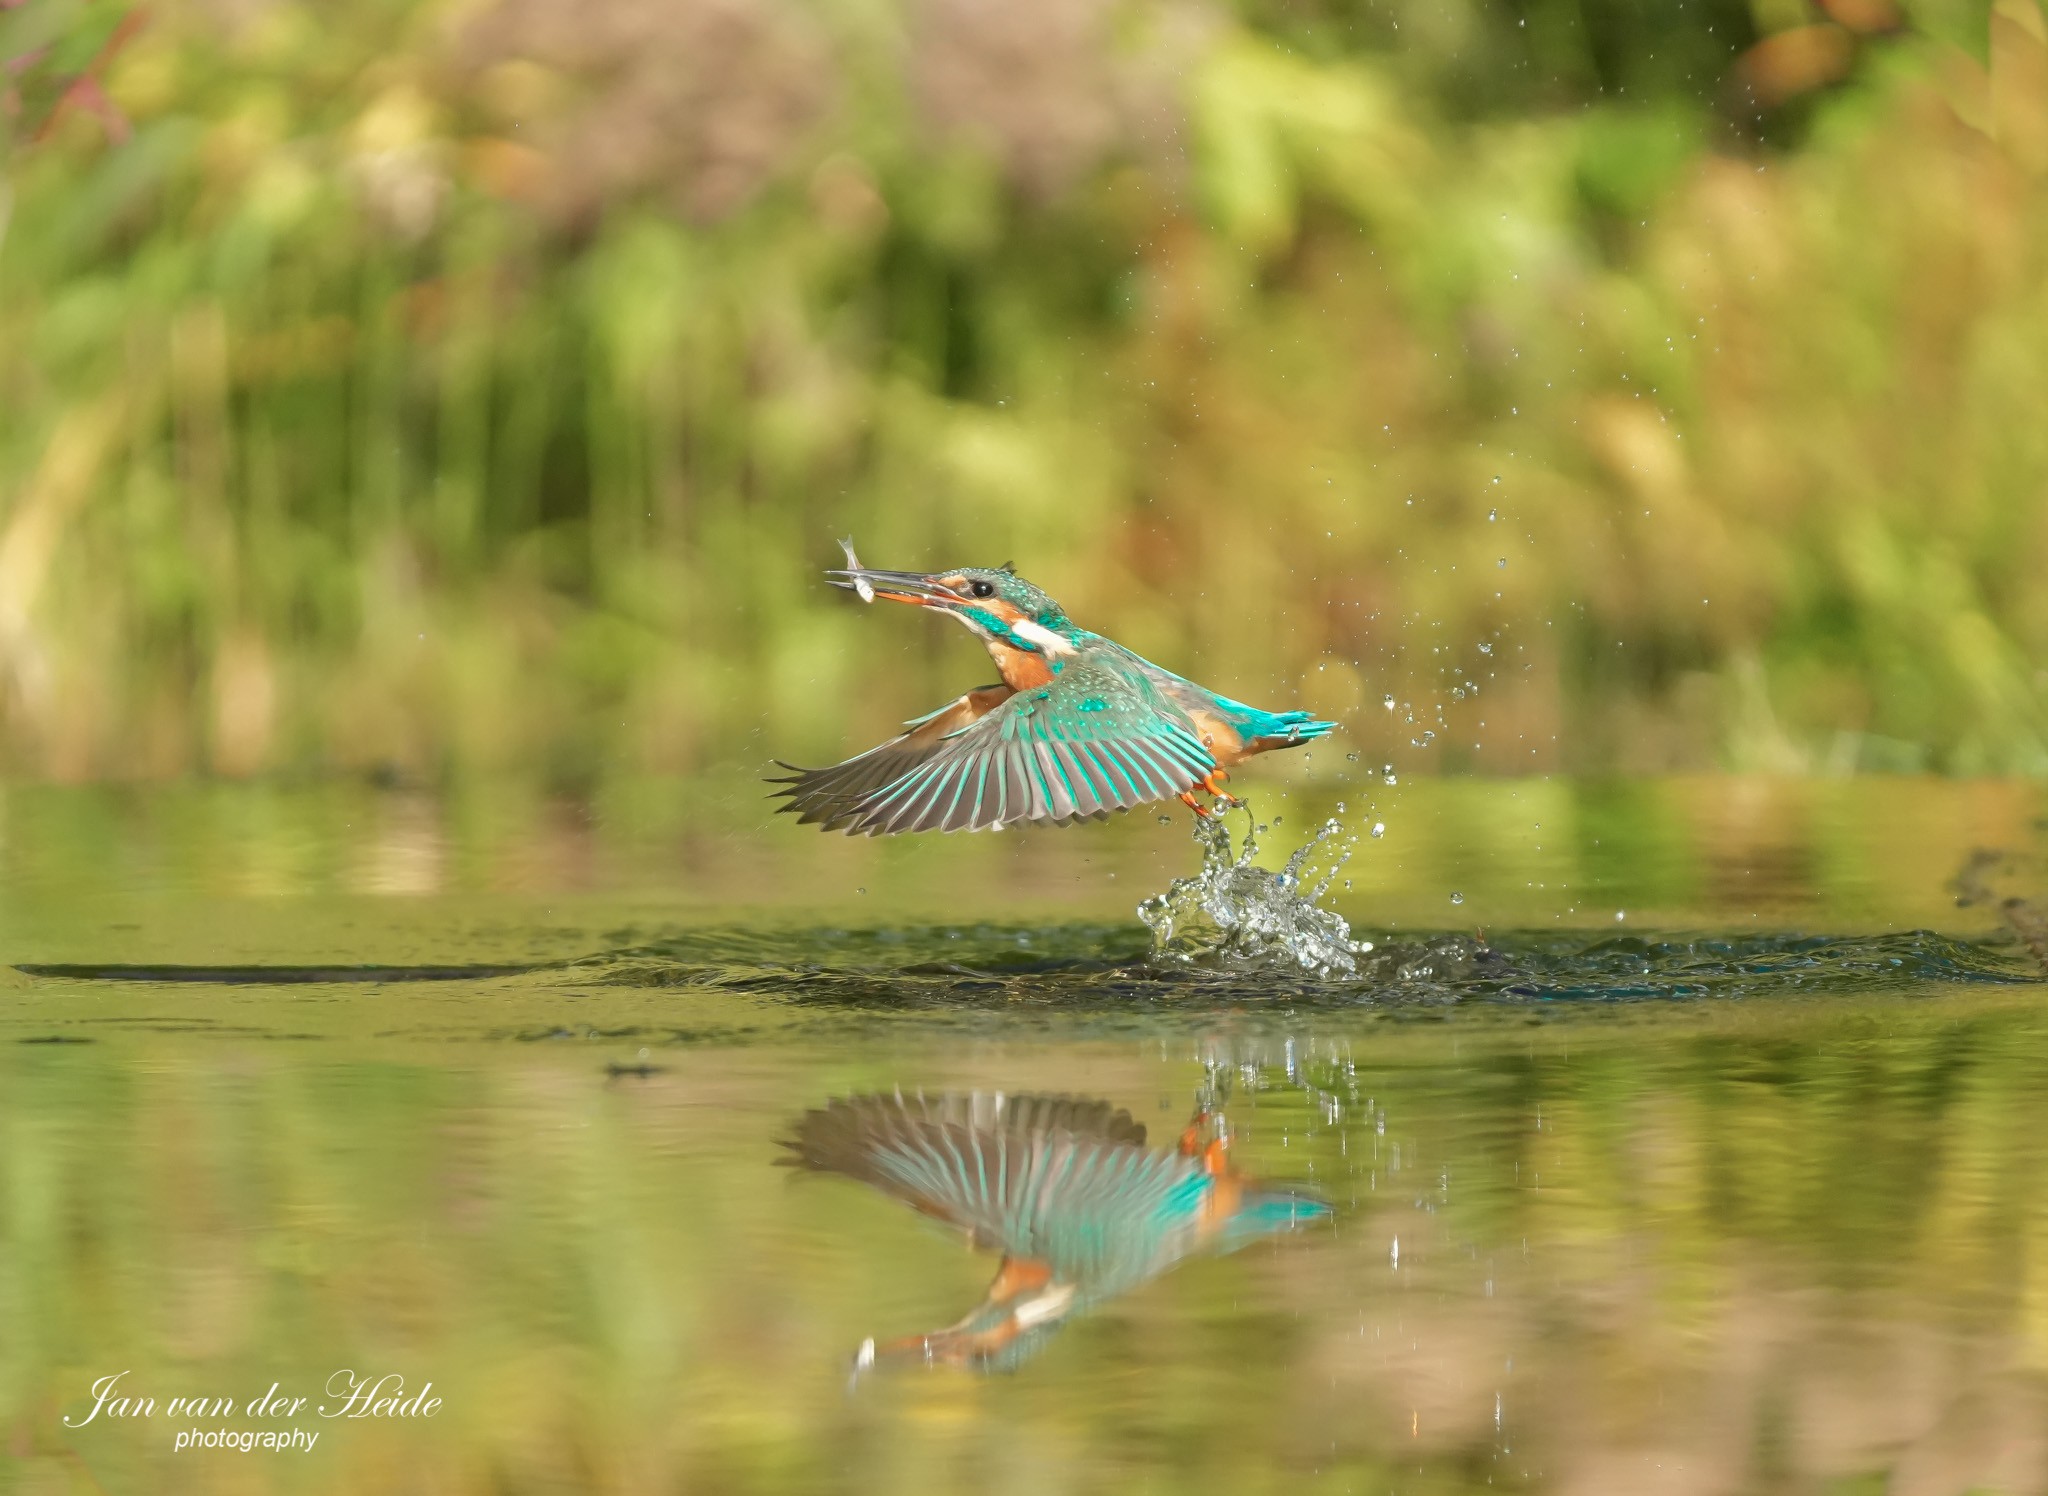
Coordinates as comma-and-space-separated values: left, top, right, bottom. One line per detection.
1179, 769, 1243, 818
1177, 1112, 1231, 1175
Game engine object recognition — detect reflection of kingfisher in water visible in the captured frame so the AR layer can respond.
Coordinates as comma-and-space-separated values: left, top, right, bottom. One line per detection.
779, 1091, 1330, 1372
769, 548, 1337, 834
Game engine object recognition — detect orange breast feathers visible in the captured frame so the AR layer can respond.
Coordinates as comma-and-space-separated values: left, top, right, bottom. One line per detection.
975, 599, 1064, 691
988, 643, 1057, 691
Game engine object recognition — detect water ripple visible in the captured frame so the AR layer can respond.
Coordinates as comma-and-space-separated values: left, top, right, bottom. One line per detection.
576, 924, 2042, 1011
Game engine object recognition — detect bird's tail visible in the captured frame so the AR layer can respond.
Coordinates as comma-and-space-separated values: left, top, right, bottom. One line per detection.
1217, 1187, 1333, 1251
1248, 710, 1338, 749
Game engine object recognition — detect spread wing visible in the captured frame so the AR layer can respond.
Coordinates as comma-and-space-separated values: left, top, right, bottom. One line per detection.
780, 1091, 1206, 1276
767, 664, 1215, 835
767, 685, 1015, 830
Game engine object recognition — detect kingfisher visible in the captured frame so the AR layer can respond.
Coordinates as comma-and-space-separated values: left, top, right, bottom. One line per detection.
780, 1090, 1329, 1372
768, 550, 1338, 835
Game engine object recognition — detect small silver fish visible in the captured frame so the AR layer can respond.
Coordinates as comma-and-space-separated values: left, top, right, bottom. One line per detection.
839, 536, 874, 603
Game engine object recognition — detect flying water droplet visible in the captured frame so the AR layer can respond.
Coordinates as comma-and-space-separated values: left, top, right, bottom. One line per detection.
1478, 642, 1493, 654
1382, 695, 1396, 711
1450, 891, 1464, 905
1488, 508, 1498, 522
1370, 822, 1385, 838
1497, 557, 1508, 568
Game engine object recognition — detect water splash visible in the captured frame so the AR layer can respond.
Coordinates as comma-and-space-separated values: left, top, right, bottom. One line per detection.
1137, 808, 1373, 977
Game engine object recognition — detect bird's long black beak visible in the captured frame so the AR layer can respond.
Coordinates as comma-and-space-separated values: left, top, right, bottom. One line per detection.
825, 568, 961, 607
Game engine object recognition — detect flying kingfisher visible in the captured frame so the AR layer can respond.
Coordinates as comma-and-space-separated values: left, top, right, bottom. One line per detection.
780, 1090, 1329, 1372
768, 552, 1338, 835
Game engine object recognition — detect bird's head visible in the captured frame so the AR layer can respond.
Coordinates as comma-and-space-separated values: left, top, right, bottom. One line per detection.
827, 561, 1078, 655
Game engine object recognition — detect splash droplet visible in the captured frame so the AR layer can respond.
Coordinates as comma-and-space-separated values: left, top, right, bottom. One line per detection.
1370, 822, 1385, 838
1450, 892, 1464, 906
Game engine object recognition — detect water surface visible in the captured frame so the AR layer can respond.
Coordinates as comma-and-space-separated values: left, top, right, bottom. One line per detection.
4, 776, 2047, 1495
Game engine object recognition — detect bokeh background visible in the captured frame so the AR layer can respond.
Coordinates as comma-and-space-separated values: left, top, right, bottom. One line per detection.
3, 0, 2047, 790
9, 13, 2048, 1490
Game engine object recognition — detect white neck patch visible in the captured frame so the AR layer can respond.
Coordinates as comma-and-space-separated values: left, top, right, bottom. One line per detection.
1011, 618, 1077, 656
1012, 1281, 1077, 1329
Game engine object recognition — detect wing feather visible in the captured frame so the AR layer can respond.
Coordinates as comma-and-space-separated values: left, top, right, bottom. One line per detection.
1076, 742, 1131, 817
1092, 739, 1149, 803
1084, 741, 1134, 808
1004, 741, 1030, 825
771, 662, 1214, 834
875, 760, 947, 836
1120, 739, 1182, 796
1038, 740, 1072, 818
1063, 728, 1126, 814
769, 685, 1013, 833
1049, 739, 1100, 817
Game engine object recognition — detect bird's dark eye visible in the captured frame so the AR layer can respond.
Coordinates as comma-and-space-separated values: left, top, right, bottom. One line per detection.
969, 579, 996, 598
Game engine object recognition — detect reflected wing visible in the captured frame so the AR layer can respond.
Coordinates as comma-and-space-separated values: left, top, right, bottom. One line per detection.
780, 1091, 1205, 1272
770, 665, 1215, 835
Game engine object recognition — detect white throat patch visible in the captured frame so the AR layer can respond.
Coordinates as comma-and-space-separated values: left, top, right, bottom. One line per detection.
1011, 1282, 1077, 1328
1011, 618, 1077, 656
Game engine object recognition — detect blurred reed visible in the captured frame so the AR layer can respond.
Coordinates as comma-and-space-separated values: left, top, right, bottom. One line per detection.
1, 0, 2046, 784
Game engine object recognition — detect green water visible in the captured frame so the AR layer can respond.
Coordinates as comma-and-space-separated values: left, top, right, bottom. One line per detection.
5, 776, 2048, 1496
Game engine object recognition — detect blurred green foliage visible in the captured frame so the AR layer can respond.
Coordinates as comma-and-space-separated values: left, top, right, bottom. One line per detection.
2, 0, 2047, 784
